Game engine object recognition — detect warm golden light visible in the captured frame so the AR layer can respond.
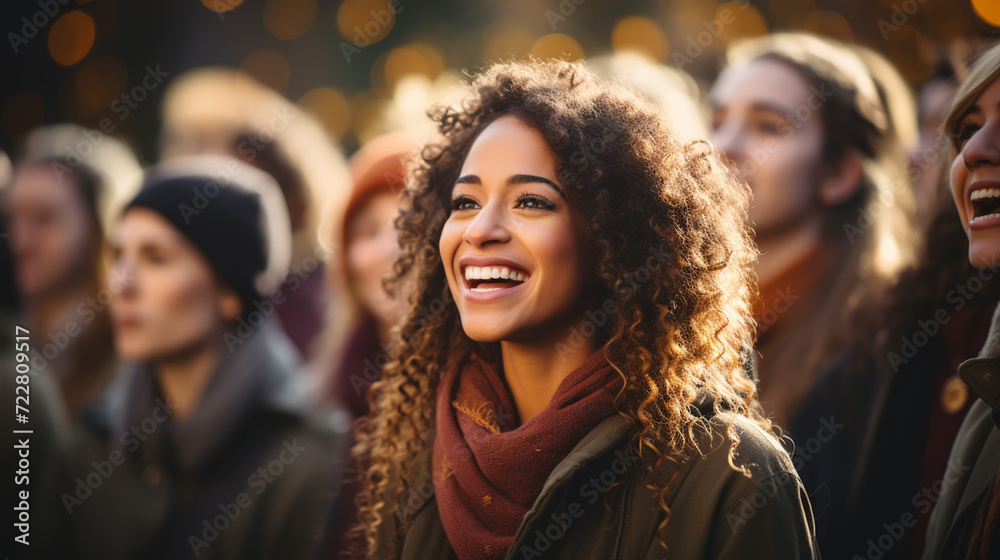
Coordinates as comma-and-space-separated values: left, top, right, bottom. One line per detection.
803, 9, 853, 43
530, 33, 584, 61
48, 11, 96, 67
241, 49, 292, 92
200, 0, 246, 14
337, 0, 394, 45
299, 87, 351, 140
263, 0, 317, 40
611, 16, 669, 61
973, 0, 1000, 27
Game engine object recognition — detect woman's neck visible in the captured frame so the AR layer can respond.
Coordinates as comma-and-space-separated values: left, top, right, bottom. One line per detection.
499, 321, 597, 426
154, 338, 224, 422
755, 218, 825, 289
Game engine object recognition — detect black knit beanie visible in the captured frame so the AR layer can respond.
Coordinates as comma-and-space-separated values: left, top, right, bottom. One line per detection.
124, 174, 267, 311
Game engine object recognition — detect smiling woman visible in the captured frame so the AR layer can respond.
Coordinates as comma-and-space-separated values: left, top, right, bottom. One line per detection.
349, 60, 819, 559
922, 41, 1000, 560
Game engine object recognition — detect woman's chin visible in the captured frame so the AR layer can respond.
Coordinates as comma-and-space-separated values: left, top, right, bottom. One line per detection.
461, 326, 508, 344
969, 239, 1000, 270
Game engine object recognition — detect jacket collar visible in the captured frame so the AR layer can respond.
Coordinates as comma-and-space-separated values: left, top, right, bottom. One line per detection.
103, 320, 308, 471
958, 355, 1000, 428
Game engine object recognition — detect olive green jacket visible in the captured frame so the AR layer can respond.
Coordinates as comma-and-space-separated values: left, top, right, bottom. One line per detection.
375, 411, 819, 560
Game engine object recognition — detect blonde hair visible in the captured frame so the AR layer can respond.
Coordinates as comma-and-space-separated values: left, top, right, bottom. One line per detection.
945, 42, 1000, 153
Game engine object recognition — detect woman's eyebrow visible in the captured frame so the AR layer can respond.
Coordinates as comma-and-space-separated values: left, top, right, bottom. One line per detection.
454, 173, 566, 199
506, 174, 565, 198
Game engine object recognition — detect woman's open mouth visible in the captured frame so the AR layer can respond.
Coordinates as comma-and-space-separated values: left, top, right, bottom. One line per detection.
463, 265, 529, 293
970, 187, 1000, 227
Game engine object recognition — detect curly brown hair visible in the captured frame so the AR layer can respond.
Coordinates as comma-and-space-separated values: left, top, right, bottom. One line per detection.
349, 59, 772, 558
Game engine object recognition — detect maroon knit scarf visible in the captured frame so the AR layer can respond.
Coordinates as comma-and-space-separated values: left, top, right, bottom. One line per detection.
432, 346, 623, 560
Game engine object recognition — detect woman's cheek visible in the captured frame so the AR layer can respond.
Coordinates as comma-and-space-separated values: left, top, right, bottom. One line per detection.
951, 154, 969, 228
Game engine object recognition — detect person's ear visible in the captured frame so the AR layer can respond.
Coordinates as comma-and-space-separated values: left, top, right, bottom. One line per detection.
218, 289, 243, 322
818, 150, 865, 206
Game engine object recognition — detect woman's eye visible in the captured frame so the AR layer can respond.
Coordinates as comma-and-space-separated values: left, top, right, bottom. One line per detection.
514, 193, 556, 210
450, 195, 478, 212
756, 119, 786, 135
956, 121, 982, 148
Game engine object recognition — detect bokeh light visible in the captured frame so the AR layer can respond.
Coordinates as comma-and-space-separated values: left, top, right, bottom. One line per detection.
612, 16, 669, 61
716, 2, 767, 44
263, 0, 316, 40
70, 55, 129, 118
768, 0, 816, 29
350, 89, 389, 144
1, 91, 45, 143
48, 11, 96, 67
299, 87, 351, 140
200, 0, 246, 13
337, 0, 395, 46
384, 43, 444, 90
886, 25, 935, 82
483, 23, 535, 62
972, 0, 1000, 27
530, 33, 585, 61
241, 49, 292, 92
803, 9, 853, 43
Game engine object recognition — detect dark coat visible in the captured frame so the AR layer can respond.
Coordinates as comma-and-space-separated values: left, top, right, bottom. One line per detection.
42, 325, 351, 560
375, 410, 820, 560
923, 353, 1000, 559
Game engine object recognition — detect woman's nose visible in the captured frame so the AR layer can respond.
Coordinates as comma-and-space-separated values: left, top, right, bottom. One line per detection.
461, 203, 511, 248
111, 258, 137, 298
963, 120, 1000, 171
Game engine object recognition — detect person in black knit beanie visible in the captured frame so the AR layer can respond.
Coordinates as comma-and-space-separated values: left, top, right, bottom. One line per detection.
36, 155, 349, 560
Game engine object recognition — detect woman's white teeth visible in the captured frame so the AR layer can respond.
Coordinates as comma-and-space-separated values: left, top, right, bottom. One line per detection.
972, 213, 1000, 223
971, 189, 1000, 200
464, 266, 525, 282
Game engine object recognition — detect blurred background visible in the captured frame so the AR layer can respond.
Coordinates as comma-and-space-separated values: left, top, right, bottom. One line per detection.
3, 0, 1000, 160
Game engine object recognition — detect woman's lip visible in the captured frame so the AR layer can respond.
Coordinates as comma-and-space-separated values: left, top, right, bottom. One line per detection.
460, 278, 529, 302
969, 180, 1000, 199
114, 316, 141, 329
970, 214, 1000, 231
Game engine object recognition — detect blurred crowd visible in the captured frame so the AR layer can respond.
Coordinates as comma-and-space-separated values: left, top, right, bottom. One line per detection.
1, 26, 1000, 560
